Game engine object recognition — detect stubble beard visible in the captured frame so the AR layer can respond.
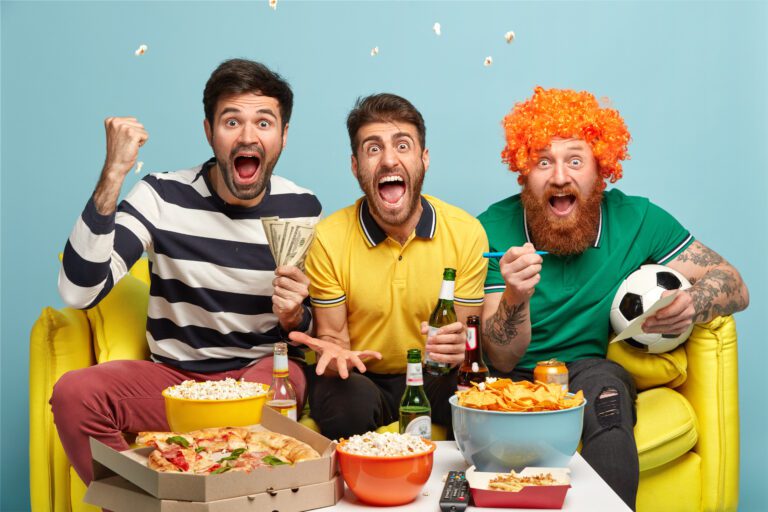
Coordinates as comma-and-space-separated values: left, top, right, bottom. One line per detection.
217, 144, 281, 201
521, 183, 603, 255
358, 164, 426, 227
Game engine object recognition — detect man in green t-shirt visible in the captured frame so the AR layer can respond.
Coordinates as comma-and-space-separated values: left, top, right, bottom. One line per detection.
479, 87, 749, 510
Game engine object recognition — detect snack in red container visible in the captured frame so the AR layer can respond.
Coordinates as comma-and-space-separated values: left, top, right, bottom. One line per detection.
465, 466, 571, 509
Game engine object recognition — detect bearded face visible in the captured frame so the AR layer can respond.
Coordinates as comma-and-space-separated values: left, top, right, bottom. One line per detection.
520, 138, 603, 255
521, 182, 603, 255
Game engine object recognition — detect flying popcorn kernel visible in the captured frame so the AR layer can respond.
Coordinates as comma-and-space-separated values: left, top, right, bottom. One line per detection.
134, 161, 144, 174
134, 44, 148, 56
504, 31, 516, 43
370, 46, 379, 56
269, 0, 277, 10
433, 22, 441, 36
483, 56, 493, 67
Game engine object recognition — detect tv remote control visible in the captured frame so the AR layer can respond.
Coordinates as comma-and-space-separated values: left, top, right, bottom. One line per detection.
439, 470, 471, 511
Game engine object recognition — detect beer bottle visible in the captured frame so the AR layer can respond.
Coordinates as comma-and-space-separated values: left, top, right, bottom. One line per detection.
266, 342, 298, 420
425, 268, 457, 376
457, 315, 490, 390
399, 348, 432, 440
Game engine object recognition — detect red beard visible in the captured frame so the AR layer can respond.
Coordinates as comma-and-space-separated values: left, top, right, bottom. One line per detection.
521, 183, 603, 255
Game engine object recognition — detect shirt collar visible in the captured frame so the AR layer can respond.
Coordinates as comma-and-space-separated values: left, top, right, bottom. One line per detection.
358, 196, 437, 247
523, 204, 603, 249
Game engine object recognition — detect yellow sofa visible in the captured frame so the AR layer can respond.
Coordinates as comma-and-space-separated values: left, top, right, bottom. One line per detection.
29, 259, 739, 511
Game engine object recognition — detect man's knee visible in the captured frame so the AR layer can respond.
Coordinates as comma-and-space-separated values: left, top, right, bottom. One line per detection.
309, 374, 384, 438
50, 367, 91, 414
595, 387, 622, 428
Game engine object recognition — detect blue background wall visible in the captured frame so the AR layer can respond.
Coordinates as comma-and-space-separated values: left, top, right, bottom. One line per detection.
2, 1, 766, 510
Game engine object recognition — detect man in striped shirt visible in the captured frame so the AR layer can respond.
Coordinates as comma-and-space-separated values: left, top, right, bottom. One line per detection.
51, 59, 321, 485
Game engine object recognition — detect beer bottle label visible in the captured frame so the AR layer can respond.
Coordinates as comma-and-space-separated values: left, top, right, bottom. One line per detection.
466, 326, 477, 350
406, 362, 424, 386
404, 416, 431, 440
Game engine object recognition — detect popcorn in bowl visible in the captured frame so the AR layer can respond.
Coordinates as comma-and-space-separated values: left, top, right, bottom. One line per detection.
164, 378, 268, 400
340, 431, 431, 457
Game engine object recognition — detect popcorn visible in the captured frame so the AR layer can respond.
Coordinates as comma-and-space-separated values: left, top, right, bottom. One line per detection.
483, 56, 493, 67
269, 0, 277, 10
433, 22, 441, 36
134, 44, 148, 56
370, 46, 379, 57
165, 378, 269, 400
341, 432, 431, 456
134, 161, 144, 174
504, 31, 516, 43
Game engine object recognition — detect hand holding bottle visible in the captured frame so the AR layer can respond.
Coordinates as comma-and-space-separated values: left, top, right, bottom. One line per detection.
420, 320, 466, 367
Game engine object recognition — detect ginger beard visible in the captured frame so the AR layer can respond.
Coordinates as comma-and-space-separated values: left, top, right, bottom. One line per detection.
357, 163, 425, 227
217, 143, 281, 201
521, 182, 603, 255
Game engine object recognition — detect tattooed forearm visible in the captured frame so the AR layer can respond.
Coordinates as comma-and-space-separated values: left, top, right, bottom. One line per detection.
484, 298, 527, 346
689, 268, 749, 323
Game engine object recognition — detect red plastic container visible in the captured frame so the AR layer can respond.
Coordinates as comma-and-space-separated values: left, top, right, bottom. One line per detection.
466, 466, 571, 509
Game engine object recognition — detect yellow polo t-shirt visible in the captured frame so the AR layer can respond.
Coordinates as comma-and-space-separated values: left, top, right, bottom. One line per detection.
305, 195, 488, 374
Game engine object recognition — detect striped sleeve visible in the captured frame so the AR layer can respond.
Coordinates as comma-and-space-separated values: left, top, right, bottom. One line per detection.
58, 184, 151, 309
454, 218, 488, 306
305, 228, 346, 308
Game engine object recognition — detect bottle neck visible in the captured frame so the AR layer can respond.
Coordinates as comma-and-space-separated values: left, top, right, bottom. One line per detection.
406, 362, 424, 386
464, 324, 484, 364
273, 353, 289, 378
438, 279, 455, 301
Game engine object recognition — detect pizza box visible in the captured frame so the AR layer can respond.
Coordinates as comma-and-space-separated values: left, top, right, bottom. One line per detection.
86, 407, 338, 502
465, 466, 571, 509
85, 473, 344, 512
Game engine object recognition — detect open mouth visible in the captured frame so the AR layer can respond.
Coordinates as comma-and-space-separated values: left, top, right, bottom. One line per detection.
233, 155, 261, 184
377, 175, 406, 207
548, 194, 577, 217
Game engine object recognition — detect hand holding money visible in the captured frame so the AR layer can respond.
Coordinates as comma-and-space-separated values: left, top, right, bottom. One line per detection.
261, 217, 316, 269
272, 266, 310, 332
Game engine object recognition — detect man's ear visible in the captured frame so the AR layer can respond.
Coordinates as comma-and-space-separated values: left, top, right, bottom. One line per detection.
281, 123, 289, 149
204, 119, 213, 147
351, 154, 359, 179
422, 148, 430, 172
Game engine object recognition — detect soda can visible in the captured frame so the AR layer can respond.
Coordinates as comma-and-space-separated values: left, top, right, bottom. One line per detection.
534, 358, 569, 392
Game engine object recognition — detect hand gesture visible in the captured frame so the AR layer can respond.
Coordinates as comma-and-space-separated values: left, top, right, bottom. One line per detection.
642, 290, 695, 335
288, 332, 382, 379
272, 266, 310, 331
420, 320, 466, 366
499, 243, 543, 304
102, 116, 148, 178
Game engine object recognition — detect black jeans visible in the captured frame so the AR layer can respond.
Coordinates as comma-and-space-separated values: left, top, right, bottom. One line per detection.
304, 365, 457, 441
495, 358, 639, 511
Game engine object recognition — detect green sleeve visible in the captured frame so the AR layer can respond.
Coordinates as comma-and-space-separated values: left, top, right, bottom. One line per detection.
642, 202, 695, 264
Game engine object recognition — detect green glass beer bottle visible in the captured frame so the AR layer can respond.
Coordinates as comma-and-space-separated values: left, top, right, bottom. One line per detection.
399, 348, 432, 440
424, 268, 457, 376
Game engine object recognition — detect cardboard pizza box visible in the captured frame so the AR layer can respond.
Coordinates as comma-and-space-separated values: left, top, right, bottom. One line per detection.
86, 407, 338, 502
85, 473, 344, 512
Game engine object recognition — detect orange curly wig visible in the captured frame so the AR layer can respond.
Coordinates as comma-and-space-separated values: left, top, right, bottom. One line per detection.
502, 86, 631, 185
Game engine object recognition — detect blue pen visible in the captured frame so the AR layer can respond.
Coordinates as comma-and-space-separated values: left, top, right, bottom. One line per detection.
483, 251, 549, 258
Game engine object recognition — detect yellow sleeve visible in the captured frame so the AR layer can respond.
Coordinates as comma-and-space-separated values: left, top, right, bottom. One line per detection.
305, 230, 346, 308
454, 218, 489, 307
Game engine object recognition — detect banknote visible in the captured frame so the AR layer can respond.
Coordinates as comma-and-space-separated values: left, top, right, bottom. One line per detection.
261, 217, 316, 268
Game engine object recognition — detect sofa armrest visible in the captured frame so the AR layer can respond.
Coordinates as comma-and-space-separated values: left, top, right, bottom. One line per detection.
677, 315, 739, 512
29, 307, 95, 512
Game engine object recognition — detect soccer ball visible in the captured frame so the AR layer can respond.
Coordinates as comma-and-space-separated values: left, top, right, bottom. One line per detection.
610, 264, 693, 354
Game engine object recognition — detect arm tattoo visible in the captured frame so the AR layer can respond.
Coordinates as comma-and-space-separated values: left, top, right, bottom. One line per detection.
689, 268, 748, 322
484, 298, 526, 346
674, 242, 724, 276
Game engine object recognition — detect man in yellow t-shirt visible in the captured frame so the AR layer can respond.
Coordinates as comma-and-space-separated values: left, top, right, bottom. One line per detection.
289, 94, 488, 439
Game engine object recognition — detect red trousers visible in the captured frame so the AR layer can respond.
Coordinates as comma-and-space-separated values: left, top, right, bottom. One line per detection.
49, 358, 307, 485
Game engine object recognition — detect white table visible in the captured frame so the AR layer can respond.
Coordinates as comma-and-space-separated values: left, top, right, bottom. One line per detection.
329, 441, 631, 511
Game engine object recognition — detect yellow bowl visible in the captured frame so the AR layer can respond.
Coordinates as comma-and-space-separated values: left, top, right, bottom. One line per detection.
162, 385, 268, 432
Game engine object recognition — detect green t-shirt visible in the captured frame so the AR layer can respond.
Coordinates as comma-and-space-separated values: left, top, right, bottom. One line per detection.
478, 189, 694, 369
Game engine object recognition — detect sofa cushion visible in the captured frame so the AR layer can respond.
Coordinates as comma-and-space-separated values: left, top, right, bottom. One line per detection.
635, 387, 698, 472
607, 340, 687, 391
637, 451, 701, 512
86, 274, 150, 363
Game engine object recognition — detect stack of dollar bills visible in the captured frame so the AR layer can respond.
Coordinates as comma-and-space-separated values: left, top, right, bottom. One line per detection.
261, 217, 317, 269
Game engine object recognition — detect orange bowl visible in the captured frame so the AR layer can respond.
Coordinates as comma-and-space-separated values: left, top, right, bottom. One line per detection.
336, 439, 436, 506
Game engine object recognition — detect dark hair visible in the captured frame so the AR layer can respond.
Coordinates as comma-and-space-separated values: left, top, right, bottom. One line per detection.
346, 93, 426, 154
203, 59, 293, 129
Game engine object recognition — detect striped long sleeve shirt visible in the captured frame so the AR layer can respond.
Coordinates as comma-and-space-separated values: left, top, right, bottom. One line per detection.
59, 159, 322, 372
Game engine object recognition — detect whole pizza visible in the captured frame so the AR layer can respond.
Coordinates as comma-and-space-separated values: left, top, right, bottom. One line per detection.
137, 427, 320, 474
